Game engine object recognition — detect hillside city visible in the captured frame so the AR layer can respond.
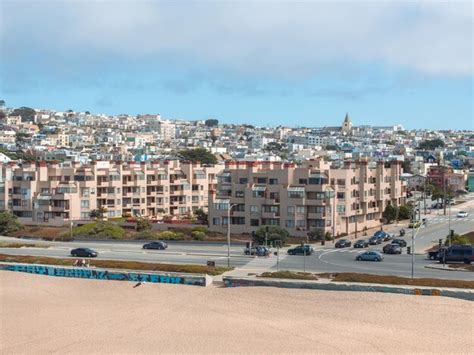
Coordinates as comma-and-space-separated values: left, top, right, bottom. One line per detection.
0, 101, 472, 239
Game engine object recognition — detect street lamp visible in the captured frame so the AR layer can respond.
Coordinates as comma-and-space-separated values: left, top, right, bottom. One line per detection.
325, 186, 336, 244
227, 203, 238, 267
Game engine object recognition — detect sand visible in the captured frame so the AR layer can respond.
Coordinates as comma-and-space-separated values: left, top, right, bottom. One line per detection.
0, 271, 472, 354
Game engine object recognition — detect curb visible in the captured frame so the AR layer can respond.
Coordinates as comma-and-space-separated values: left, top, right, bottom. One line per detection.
425, 264, 471, 273
222, 276, 474, 301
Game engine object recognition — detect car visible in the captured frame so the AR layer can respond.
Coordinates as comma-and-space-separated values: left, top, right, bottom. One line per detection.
383, 234, 394, 242
391, 238, 407, 247
335, 239, 351, 248
457, 211, 468, 218
245, 246, 271, 256
437, 245, 473, 264
408, 220, 422, 228
368, 236, 382, 245
142, 241, 168, 250
353, 239, 369, 248
356, 251, 384, 262
427, 248, 445, 260
374, 230, 388, 238
383, 243, 402, 254
287, 245, 313, 255
71, 248, 98, 257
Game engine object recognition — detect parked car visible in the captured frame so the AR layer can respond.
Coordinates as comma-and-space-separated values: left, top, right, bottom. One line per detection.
437, 245, 473, 264
142, 241, 168, 250
374, 230, 387, 238
356, 251, 384, 262
391, 238, 407, 247
427, 248, 445, 260
383, 243, 402, 254
353, 239, 369, 248
457, 211, 468, 218
287, 245, 313, 255
383, 234, 394, 242
71, 248, 98, 257
408, 220, 422, 228
368, 236, 383, 245
335, 239, 351, 248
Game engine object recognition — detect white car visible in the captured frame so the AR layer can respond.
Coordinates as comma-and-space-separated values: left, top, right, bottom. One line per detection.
457, 211, 468, 218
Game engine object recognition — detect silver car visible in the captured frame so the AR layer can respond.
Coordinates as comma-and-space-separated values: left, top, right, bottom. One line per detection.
356, 251, 384, 262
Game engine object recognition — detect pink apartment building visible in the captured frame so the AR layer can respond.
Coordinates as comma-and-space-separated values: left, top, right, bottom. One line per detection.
209, 159, 406, 237
0, 160, 222, 225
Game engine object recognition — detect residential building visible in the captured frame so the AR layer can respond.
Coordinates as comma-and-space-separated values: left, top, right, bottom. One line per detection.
0, 160, 222, 225
209, 159, 406, 237
427, 165, 466, 192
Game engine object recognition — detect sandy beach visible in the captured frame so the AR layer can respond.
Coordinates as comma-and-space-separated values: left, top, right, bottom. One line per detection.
1, 271, 472, 354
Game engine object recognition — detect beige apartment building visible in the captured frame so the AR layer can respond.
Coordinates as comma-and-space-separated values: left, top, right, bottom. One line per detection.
209, 159, 406, 237
0, 160, 222, 225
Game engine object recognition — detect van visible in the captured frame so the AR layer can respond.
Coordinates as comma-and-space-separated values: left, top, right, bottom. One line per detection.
437, 245, 473, 264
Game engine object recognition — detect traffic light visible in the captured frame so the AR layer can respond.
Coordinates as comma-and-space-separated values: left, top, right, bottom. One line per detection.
438, 239, 442, 248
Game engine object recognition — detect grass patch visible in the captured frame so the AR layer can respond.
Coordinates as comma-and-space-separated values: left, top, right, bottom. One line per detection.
0, 242, 50, 248
0, 254, 232, 276
319, 272, 474, 289
259, 270, 318, 281
461, 231, 474, 244
449, 264, 474, 272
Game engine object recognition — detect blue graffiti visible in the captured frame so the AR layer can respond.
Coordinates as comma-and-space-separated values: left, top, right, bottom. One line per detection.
0, 264, 185, 285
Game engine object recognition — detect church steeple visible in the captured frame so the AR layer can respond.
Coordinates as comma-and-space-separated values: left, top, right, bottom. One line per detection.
344, 112, 350, 123
342, 113, 352, 135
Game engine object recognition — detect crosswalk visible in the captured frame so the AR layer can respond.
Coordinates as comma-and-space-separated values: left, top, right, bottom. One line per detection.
425, 216, 474, 224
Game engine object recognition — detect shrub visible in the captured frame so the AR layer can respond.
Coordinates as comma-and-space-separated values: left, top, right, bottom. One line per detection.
383, 205, 398, 223
136, 230, 159, 240
191, 231, 206, 241
445, 234, 470, 246
253, 225, 289, 244
0, 211, 24, 235
157, 231, 185, 241
136, 218, 152, 232
72, 222, 125, 239
192, 226, 208, 234
398, 205, 413, 220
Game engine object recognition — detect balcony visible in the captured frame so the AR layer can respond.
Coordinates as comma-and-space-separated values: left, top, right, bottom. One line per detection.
261, 211, 280, 219
307, 212, 325, 219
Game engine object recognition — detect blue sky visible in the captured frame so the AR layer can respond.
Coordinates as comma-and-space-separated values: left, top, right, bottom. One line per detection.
0, 0, 472, 129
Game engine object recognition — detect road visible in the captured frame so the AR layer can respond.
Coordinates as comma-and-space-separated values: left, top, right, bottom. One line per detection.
1, 195, 472, 280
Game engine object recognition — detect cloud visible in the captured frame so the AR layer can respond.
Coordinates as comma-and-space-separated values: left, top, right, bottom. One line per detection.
0, 0, 472, 82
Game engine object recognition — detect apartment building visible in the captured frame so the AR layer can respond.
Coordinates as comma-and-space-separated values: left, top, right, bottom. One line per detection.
209, 159, 406, 237
0, 160, 222, 225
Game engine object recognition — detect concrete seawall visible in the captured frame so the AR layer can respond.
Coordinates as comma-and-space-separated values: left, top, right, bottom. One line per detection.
0, 262, 212, 287
223, 276, 474, 301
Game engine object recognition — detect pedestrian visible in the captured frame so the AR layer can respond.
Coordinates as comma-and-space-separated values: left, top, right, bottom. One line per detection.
81, 259, 86, 267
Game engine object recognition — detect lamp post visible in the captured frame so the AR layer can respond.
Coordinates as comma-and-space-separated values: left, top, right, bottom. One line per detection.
227, 203, 238, 267
325, 186, 336, 244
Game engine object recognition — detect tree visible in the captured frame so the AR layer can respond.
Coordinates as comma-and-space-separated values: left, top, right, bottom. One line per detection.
402, 160, 412, 174
179, 148, 217, 164
398, 205, 413, 220
194, 208, 208, 225
71, 221, 125, 239
382, 205, 398, 224
136, 218, 152, 232
325, 144, 339, 151
205, 119, 219, 127
0, 99, 5, 107
253, 225, 289, 245
418, 138, 445, 150
0, 211, 23, 234
445, 233, 470, 246
264, 142, 288, 160
11, 107, 36, 122
89, 206, 107, 220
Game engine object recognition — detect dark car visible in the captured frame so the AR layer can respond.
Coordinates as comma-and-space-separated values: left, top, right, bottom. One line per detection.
335, 239, 351, 248
245, 246, 271, 256
437, 245, 473, 264
428, 248, 444, 260
369, 236, 382, 245
143, 241, 168, 250
288, 245, 313, 255
391, 238, 407, 247
354, 239, 369, 248
374, 230, 387, 238
70, 248, 98, 257
383, 243, 402, 254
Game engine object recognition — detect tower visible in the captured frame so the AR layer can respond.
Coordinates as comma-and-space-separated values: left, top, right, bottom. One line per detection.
341, 112, 352, 135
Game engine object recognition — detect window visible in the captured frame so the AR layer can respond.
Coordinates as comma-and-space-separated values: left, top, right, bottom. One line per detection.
81, 212, 90, 219
213, 218, 221, 225
299, 179, 307, 184
296, 220, 306, 227
288, 186, 304, 199
239, 178, 248, 184
57, 186, 77, 194
256, 177, 267, 184
296, 206, 306, 214
269, 178, 279, 185
250, 205, 259, 213
192, 196, 199, 202
80, 200, 89, 208
337, 205, 346, 212
286, 220, 295, 227
235, 191, 245, 198
250, 219, 259, 226
287, 206, 295, 215
337, 192, 345, 199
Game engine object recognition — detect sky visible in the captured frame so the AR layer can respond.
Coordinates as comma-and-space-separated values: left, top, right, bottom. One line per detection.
0, 0, 473, 129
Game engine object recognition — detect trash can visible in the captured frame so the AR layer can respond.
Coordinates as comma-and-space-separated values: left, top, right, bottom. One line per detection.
321, 240, 325, 246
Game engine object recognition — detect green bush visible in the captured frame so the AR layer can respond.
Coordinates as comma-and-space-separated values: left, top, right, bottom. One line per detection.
72, 222, 125, 239
254, 225, 289, 244
136, 218, 152, 232
445, 234, 470, 246
136, 230, 159, 240
157, 231, 185, 241
398, 205, 413, 220
0, 211, 24, 235
191, 231, 206, 241
192, 226, 208, 234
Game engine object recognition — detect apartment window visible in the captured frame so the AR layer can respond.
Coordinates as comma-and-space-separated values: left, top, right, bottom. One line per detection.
235, 191, 245, 198
0, 200, 4, 208
192, 196, 199, 202
269, 178, 279, 185
285, 220, 295, 227
108, 211, 115, 218
239, 178, 248, 184
250, 219, 259, 226
212, 217, 221, 225
296, 220, 306, 227
252, 186, 266, 198
288, 188, 304, 199
256, 177, 267, 184
337, 205, 346, 212
337, 179, 346, 185
296, 206, 306, 214
349, 216, 356, 223
299, 179, 307, 184
337, 192, 345, 199
57, 186, 77, 194
263, 218, 279, 226
178, 207, 186, 214
80, 200, 89, 208
117, 199, 121, 205
287, 206, 295, 215
250, 205, 259, 213
222, 217, 229, 225
231, 217, 245, 225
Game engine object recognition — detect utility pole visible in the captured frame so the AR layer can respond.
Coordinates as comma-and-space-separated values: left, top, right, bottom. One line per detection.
227, 203, 237, 267
443, 166, 447, 216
